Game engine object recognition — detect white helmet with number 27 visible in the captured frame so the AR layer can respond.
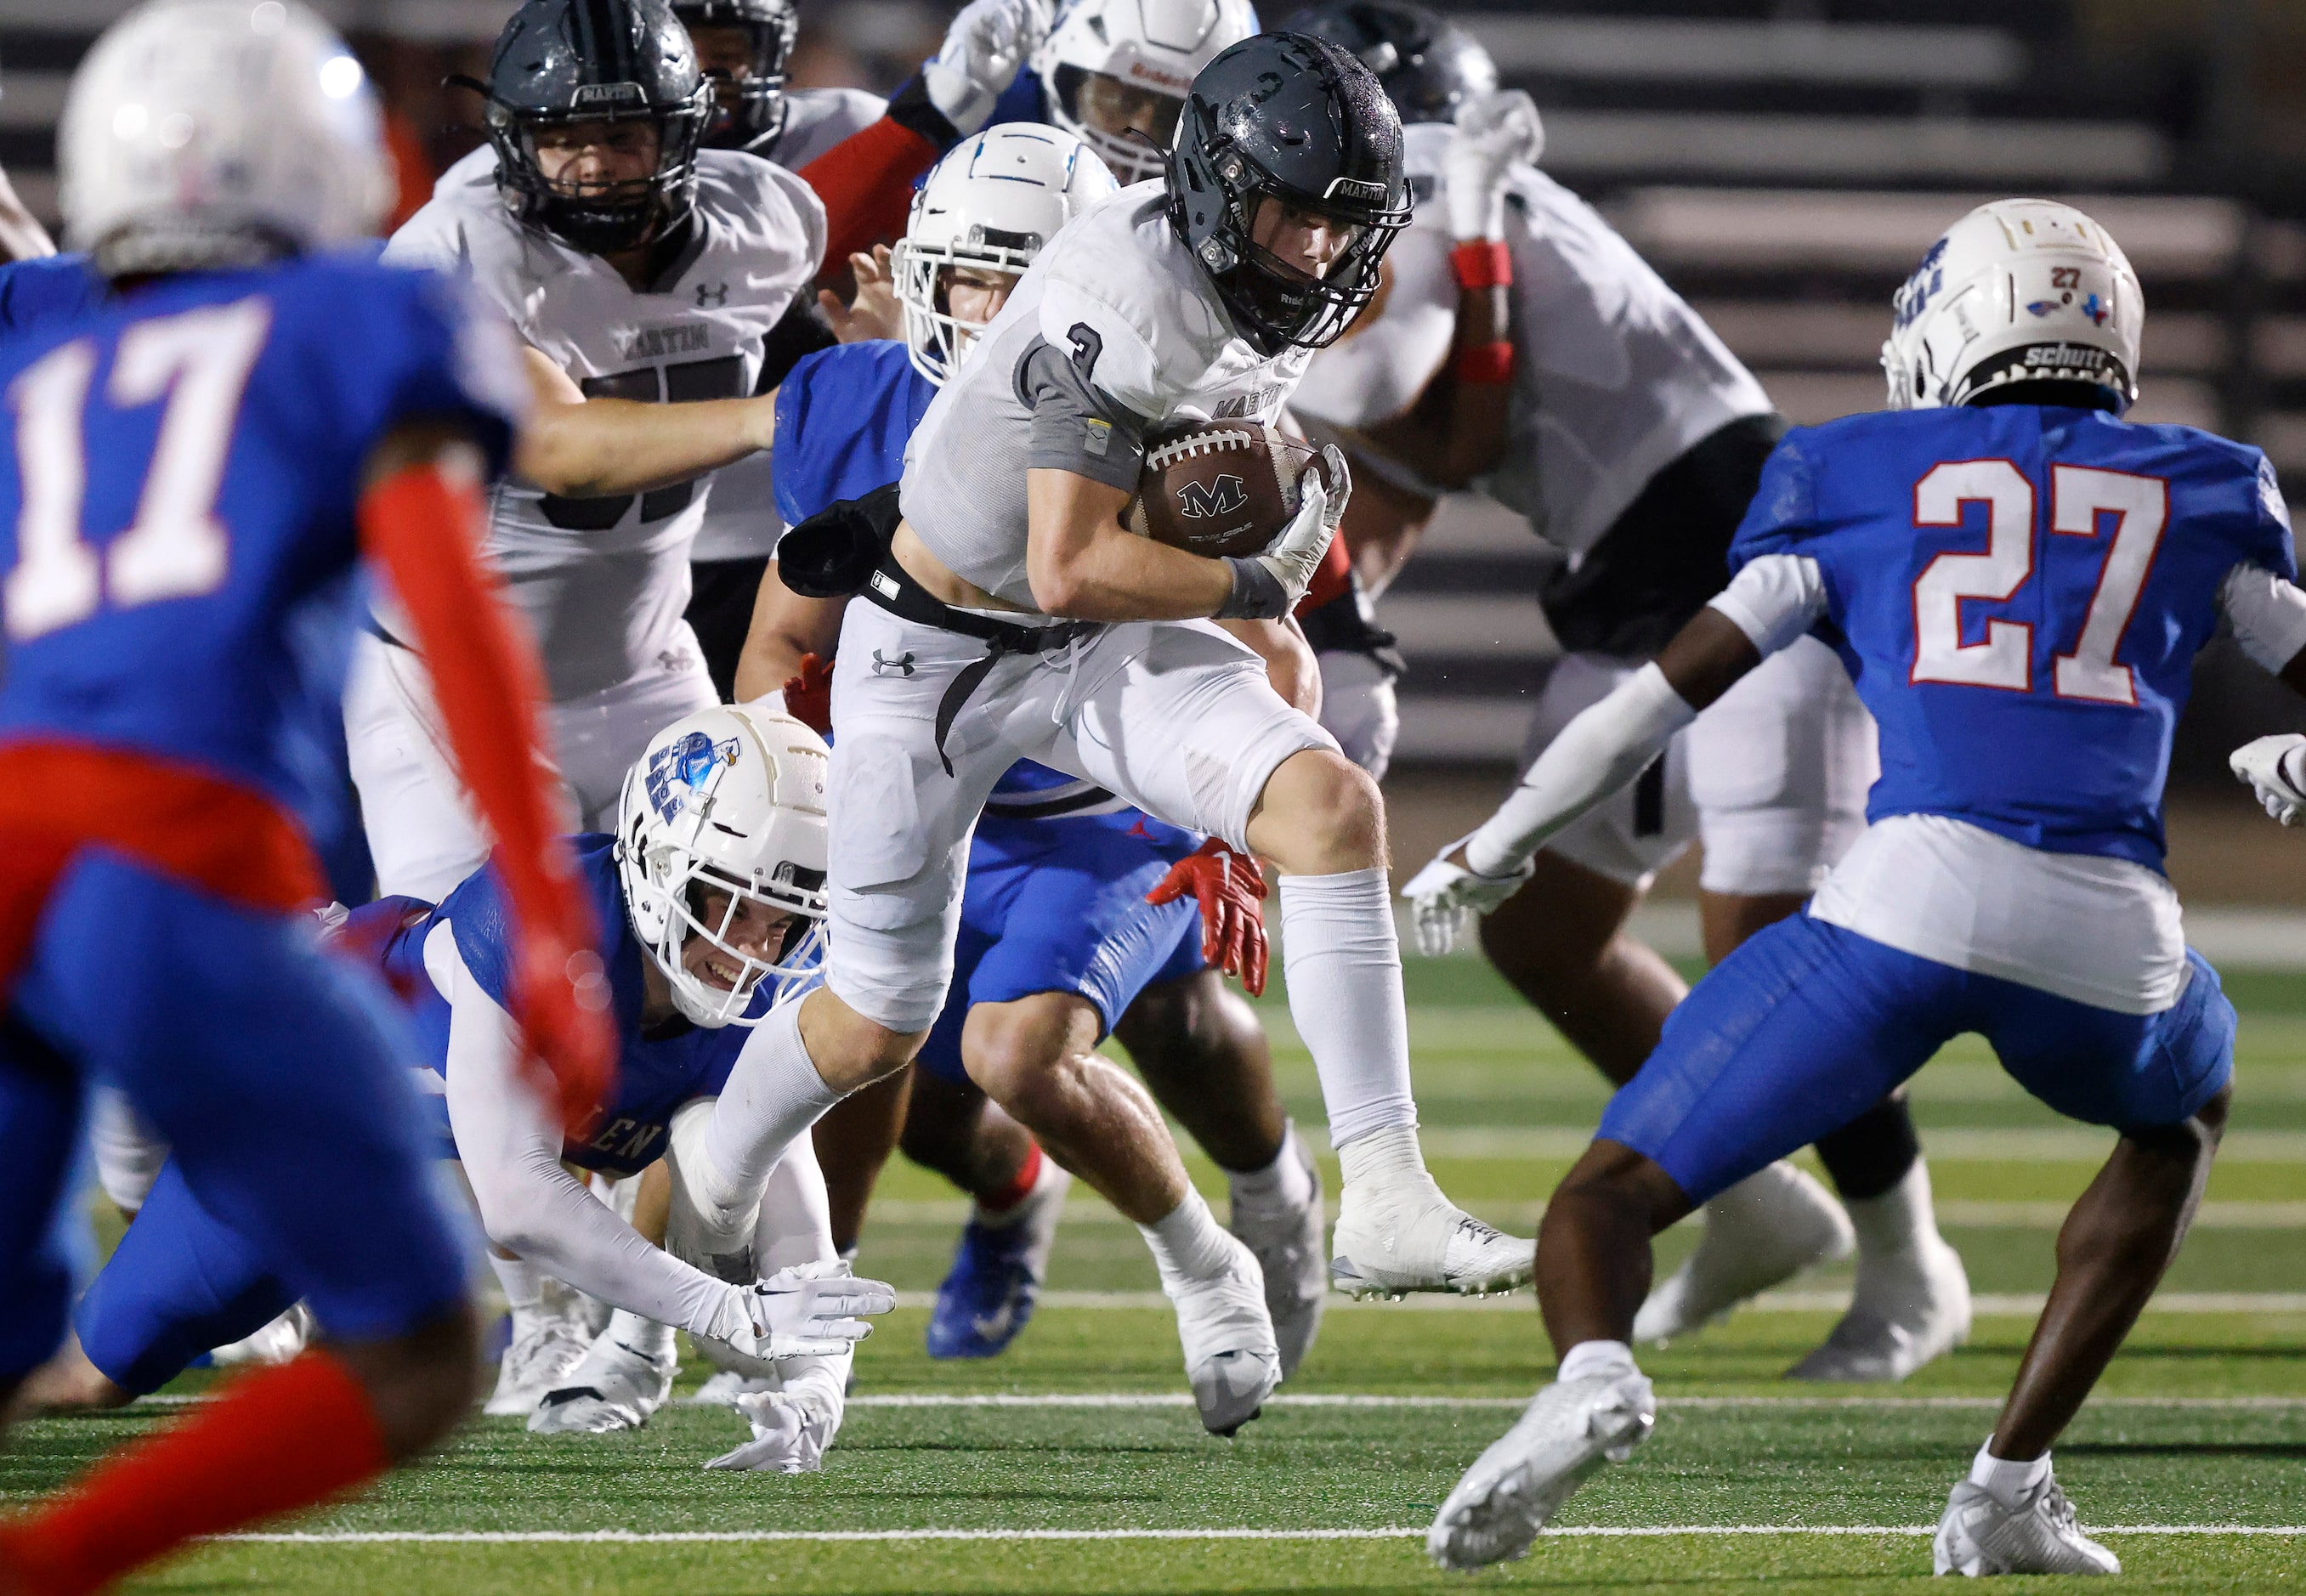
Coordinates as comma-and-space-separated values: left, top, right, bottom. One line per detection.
893, 122, 1117, 388
1881, 199, 2144, 416
616, 705, 830, 1030
59, 0, 393, 278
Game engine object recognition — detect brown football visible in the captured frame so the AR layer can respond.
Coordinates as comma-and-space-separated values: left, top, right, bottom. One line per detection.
1127, 422, 1329, 558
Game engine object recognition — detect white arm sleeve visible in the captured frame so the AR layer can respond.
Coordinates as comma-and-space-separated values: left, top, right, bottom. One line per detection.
1706, 553, 1831, 656
1290, 227, 1459, 430
1465, 662, 1699, 877
2220, 563, 2306, 674
433, 925, 734, 1338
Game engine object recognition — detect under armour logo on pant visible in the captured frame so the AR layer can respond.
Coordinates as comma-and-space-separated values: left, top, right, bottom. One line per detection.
871, 650, 916, 676
695, 282, 729, 308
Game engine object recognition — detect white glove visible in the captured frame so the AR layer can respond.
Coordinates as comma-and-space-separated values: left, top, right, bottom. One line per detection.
705, 1388, 836, 1474
1249, 445, 1351, 609
1444, 88, 1544, 241
921, 0, 1050, 135
700, 1261, 895, 1361
2232, 733, 2306, 826
1400, 835, 1535, 957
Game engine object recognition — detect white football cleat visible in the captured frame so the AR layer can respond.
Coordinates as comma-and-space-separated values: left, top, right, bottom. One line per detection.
207, 1303, 314, 1369
1330, 1172, 1533, 1299
527, 1327, 678, 1435
1634, 1161, 1853, 1344
483, 1309, 591, 1418
1790, 1162, 1971, 1382
1934, 1477, 2120, 1576
1788, 1229, 1970, 1382
1426, 1371, 1656, 1571
1168, 1230, 1282, 1436
1228, 1125, 1327, 1378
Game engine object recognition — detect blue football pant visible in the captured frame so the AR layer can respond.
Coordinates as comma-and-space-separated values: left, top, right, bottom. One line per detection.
3, 852, 469, 1382
1599, 910, 2235, 1206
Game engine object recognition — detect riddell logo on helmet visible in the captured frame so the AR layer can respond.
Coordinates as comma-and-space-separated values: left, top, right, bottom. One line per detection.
1123, 59, 1192, 93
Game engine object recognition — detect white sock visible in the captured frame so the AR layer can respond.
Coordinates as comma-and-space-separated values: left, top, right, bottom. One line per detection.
488, 1252, 544, 1317
604, 1308, 675, 1361
1556, 1339, 1640, 1384
1336, 1124, 1437, 1197
1137, 1189, 1237, 1289
700, 999, 843, 1213
1229, 1122, 1315, 1210
1969, 1437, 2051, 1508
1278, 869, 1417, 1150
1848, 1159, 1941, 1258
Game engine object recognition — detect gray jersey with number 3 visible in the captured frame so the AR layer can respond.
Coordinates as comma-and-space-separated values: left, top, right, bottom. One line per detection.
900, 182, 1312, 615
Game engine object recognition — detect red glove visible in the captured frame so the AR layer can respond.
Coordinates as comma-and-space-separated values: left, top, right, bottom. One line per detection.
1147, 838, 1269, 997
783, 652, 835, 735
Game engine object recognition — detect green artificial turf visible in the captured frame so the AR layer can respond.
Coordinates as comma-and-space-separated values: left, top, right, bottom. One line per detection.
6, 955, 2303, 1593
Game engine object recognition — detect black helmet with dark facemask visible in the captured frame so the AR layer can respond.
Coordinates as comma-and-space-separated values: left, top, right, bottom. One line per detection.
671, 0, 799, 152
1278, 0, 1498, 126
1167, 32, 1411, 358
472, 0, 713, 255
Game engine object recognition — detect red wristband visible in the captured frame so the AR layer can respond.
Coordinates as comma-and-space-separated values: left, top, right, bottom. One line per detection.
1455, 341, 1515, 385
1450, 239, 1512, 291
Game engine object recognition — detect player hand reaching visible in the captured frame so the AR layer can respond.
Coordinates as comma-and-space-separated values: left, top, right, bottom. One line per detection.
1147, 838, 1270, 995
922, 0, 1051, 136
701, 1261, 898, 1361
2232, 733, 2306, 825
1445, 89, 1544, 243
1401, 838, 1536, 957
818, 246, 903, 343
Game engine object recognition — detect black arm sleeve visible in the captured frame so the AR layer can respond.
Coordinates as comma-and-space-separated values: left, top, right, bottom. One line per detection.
756, 296, 838, 394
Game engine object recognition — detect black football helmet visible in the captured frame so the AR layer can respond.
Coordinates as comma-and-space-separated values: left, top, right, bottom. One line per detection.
1167, 32, 1411, 357
1278, 1, 1497, 126
671, 0, 799, 152
470, 0, 714, 254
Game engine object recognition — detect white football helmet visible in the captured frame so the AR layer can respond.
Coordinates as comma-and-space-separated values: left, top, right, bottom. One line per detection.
892, 122, 1118, 387
59, 0, 393, 277
616, 705, 830, 1029
1881, 199, 2144, 416
1031, 0, 1256, 184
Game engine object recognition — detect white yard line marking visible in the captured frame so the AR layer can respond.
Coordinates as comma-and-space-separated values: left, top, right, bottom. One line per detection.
1399, 1127, 2306, 1162
863, 1198, 2306, 1230
209, 1525, 2306, 1545
871, 1289, 2306, 1315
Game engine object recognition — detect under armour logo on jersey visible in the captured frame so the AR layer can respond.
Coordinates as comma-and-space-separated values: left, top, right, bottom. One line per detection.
871, 650, 916, 676
696, 281, 729, 308
1176, 475, 1248, 520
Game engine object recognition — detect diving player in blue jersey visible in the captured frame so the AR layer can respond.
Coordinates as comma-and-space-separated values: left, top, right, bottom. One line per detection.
1408, 199, 2306, 1575
41, 705, 896, 1471
732, 126, 1328, 1433
0, 5, 615, 1588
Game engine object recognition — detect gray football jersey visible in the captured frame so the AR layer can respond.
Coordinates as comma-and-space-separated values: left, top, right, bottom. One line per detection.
384, 147, 825, 699
694, 87, 887, 563
901, 183, 1312, 614
1300, 123, 1771, 558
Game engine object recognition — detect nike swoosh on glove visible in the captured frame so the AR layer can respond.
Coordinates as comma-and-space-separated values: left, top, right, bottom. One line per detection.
1400, 839, 1534, 957
2232, 733, 2306, 825
717, 1262, 898, 1361
921, 0, 1051, 134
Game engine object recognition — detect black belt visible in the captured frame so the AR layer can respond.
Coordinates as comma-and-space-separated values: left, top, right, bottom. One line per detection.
365, 615, 411, 650
858, 559, 1096, 776
983, 784, 1119, 820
